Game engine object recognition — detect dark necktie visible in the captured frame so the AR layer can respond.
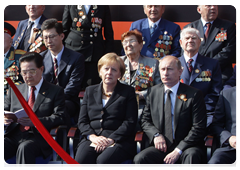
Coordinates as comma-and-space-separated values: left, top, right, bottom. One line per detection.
205, 22, 211, 39
23, 21, 34, 51
20, 86, 36, 132
164, 89, 173, 147
187, 59, 194, 73
53, 58, 58, 85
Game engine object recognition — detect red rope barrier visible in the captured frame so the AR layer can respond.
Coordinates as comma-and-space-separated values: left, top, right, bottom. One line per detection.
5, 77, 78, 164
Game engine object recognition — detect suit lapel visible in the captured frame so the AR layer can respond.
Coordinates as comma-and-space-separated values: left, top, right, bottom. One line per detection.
58, 48, 69, 75
32, 80, 49, 113
179, 56, 191, 85
93, 83, 103, 108
44, 50, 55, 80
142, 19, 151, 46
157, 84, 165, 130
174, 83, 185, 134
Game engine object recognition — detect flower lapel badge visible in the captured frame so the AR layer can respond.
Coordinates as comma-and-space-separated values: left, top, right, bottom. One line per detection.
178, 94, 187, 102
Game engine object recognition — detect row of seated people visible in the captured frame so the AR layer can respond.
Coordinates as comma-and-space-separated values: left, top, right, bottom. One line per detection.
4, 5, 236, 164
6, 5, 236, 89
4, 51, 236, 164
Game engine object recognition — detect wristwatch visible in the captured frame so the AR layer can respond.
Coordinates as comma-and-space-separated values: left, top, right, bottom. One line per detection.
154, 133, 160, 138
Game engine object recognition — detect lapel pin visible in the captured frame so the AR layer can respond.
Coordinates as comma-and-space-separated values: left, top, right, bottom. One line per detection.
42, 92, 45, 95
195, 69, 200, 73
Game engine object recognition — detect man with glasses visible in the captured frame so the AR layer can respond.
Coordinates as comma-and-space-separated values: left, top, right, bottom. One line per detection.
185, 5, 236, 84
4, 52, 66, 164
40, 18, 85, 126
128, 5, 181, 59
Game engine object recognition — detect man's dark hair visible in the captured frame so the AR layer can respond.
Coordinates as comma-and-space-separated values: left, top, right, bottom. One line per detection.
41, 18, 63, 34
19, 52, 43, 68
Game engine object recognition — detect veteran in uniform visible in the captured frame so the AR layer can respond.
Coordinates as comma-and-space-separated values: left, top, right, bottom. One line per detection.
185, 5, 236, 84
4, 22, 26, 96
128, 5, 181, 60
12, 5, 47, 53
62, 5, 114, 89
120, 30, 161, 130
179, 27, 222, 126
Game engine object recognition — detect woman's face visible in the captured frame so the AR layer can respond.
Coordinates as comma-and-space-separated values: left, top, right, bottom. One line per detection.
100, 62, 121, 85
122, 35, 143, 56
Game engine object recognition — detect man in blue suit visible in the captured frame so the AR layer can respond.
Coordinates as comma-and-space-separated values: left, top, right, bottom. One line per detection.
129, 5, 181, 59
40, 18, 85, 125
13, 5, 47, 53
179, 27, 222, 126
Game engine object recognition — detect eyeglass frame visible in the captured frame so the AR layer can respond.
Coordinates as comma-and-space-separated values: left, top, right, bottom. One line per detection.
43, 34, 60, 41
20, 69, 37, 77
122, 39, 138, 46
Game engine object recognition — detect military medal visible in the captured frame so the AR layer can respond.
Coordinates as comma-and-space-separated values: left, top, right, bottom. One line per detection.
78, 11, 84, 16
195, 69, 200, 73
215, 28, 227, 42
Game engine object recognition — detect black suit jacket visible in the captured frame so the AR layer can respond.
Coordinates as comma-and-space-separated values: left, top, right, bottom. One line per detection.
141, 83, 206, 152
78, 81, 138, 156
62, 5, 114, 62
4, 79, 65, 158
185, 18, 236, 81
41, 47, 85, 106
210, 86, 236, 151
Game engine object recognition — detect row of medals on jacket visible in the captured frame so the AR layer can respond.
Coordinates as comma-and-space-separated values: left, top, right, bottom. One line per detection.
75, 5, 100, 37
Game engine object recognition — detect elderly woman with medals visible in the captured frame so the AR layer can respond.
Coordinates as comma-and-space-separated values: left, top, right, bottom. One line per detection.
120, 29, 161, 128
75, 53, 138, 164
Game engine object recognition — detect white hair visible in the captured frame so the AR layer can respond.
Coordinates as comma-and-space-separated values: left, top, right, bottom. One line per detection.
180, 27, 202, 40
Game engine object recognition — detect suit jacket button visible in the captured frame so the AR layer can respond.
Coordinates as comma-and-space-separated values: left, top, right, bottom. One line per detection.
100, 119, 103, 122
101, 111, 104, 114
100, 128, 103, 131
90, 41, 93, 44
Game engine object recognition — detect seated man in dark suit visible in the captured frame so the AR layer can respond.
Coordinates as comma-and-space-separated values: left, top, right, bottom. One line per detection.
185, 5, 236, 84
178, 27, 222, 126
134, 55, 207, 164
13, 5, 47, 53
4, 52, 66, 164
208, 86, 236, 164
129, 5, 181, 59
40, 18, 85, 125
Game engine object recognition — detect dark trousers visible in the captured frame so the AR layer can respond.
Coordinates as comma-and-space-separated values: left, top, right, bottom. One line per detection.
208, 147, 236, 164
4, 129, 42, 164
134, 144, 205, 164
75, 140, 131, 164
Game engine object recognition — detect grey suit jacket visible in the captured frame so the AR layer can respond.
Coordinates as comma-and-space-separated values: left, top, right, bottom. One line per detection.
120, 55, 161, 99
210, 86, 236, 151
4, 79, 66, 158
141, 83, 207, 151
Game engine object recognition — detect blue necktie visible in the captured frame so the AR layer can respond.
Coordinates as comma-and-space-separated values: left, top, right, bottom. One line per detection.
150, 23, 157, 37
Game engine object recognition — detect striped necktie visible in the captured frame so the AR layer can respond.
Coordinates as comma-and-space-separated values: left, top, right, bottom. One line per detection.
150, 23, 157, 37
187, 59, 194, 73
53, 58, 58, 85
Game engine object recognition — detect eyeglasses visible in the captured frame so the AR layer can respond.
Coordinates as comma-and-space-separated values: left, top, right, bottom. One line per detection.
20, 69, 37, 76
43, 34, 59, 40
122, 39, 138, 46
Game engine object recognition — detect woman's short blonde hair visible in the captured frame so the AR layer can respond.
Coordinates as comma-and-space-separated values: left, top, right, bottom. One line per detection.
98, 53, 125, 79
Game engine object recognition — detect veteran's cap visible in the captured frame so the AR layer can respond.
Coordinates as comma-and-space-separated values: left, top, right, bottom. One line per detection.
4, 22, 16, 37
